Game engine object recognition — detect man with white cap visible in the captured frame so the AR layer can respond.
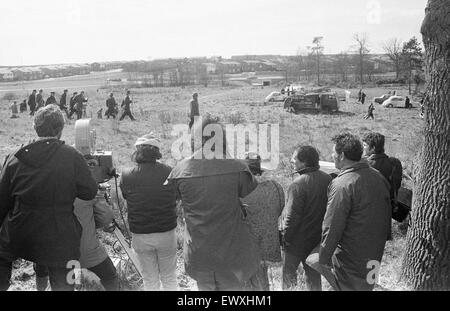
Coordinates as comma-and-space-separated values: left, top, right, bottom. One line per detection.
120, 133, 178, 291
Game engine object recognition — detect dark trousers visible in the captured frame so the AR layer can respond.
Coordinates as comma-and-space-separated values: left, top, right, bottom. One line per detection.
105, 108, 116, 119
33, 263, 75, 291
282, 251, 322, 291
120, 109, 135, 121
76, 110, 83, 120
0, 253, 74, 291
35, 257, 118, 291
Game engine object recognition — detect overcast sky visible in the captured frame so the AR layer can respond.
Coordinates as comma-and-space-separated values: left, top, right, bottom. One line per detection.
0, 0, 427, 66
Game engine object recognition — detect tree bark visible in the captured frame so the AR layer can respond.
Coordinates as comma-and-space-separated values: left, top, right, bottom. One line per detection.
401, 0, 450, 290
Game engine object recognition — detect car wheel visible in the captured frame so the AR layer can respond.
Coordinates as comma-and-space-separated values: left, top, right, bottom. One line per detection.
387, 104, 393, 108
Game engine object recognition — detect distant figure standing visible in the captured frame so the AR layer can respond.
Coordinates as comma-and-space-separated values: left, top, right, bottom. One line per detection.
188, 93, 199, 129
45, 92, 57, 106
36, 89, 45, 111
59, 89, 70, 118
120, 90, 136, 121
68, 92, 78, 119
357, 89, 362, 102
20, 100, 27, 113
10, 101, 19, 118
74, 91, 88, 120
28, 90, 37, 116
361, 92, 366, 105
405, 96, 411, 109
364, 103, 375, 120
105, 93, 118, 119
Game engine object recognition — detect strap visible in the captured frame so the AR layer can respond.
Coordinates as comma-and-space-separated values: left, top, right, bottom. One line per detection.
270, 180, 285, 212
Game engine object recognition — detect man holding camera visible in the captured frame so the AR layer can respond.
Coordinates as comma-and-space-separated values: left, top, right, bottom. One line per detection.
0, 105, 98, 291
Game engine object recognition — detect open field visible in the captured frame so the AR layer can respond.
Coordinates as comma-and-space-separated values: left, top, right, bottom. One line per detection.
0, 82, 423, 291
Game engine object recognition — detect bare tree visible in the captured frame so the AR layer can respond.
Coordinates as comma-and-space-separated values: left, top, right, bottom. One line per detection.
334, 52, 350, 82
383, 38, 403, 78
353, 33, 370, 85
401, 0, 450, 290
311, 37, 324, 85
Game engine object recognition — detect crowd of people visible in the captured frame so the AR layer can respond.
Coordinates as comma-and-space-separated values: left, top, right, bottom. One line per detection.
9, 89, 136, 121
0, 102, 402, 291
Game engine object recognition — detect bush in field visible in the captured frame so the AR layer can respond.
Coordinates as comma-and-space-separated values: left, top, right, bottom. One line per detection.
2, 92, 18, 101
226, 110, 247, 125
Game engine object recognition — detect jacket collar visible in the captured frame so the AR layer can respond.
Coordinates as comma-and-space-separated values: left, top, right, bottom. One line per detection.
296, 166, 319, 176
367, 153, 388, 161
338, 161, 370, 177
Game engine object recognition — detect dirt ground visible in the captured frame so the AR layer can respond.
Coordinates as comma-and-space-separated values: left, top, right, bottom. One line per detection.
0, 80, 423, 291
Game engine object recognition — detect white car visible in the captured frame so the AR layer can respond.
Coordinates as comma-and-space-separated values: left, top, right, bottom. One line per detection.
382, 96, 414, 108
264, 91, 287, 104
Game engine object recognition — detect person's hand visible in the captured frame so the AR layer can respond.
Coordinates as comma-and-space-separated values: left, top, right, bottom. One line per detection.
103, 222, 116, 233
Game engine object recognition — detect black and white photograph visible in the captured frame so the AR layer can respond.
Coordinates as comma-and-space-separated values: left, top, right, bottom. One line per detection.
0, 0, 448, 298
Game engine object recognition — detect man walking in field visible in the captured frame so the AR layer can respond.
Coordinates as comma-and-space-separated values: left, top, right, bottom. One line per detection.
363, 103, 375, 120
188, 93, 199, 129
119, 90, 136, 121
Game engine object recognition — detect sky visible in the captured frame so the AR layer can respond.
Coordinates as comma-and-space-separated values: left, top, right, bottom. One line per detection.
0, 0, 428, 66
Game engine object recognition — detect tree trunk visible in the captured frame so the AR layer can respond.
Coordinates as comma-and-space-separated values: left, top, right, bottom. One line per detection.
401, 0, 450, 290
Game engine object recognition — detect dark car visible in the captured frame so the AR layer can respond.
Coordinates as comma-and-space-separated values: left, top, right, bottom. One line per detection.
285, 92, 339, 113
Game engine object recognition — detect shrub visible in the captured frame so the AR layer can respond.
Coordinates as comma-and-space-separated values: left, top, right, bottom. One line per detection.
2, 92, 18, 101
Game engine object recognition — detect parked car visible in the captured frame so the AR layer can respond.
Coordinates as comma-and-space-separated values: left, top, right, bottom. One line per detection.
373, 94, 391, 104
284, 92, 339, 113
382, 96, 416, 108
264, 91, 287, 104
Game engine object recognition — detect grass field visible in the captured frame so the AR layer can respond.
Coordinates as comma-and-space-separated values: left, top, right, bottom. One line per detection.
0, 80, 423, 291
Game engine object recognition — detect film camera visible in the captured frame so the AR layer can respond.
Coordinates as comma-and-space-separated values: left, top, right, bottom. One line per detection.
74, 119, 116, 183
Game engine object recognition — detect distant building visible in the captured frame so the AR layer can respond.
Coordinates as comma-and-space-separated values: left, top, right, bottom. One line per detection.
202, 63, 217, 74
0, 69, 14, 81
217, 61, 242, 74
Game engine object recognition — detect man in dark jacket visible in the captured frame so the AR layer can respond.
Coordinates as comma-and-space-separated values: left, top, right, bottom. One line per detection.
28, 90, 37, 116
280, 146, 332, 291
45, 92, 57, 106
119, 90, 136, 121
188, 93, 199, 129
105, 93, 118, 119
309, 133, 391, 291
362, 132, 392, 182
68, 92, 78, 119
59, 89, 70, 118
166, 117, 260, 290
74, 91, 88, 120
362, 132, 394, 239
0, 104, 98, 291
36, 89, 45, 111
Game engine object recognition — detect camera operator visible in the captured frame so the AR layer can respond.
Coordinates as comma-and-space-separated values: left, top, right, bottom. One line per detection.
0, 104, 98, 291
